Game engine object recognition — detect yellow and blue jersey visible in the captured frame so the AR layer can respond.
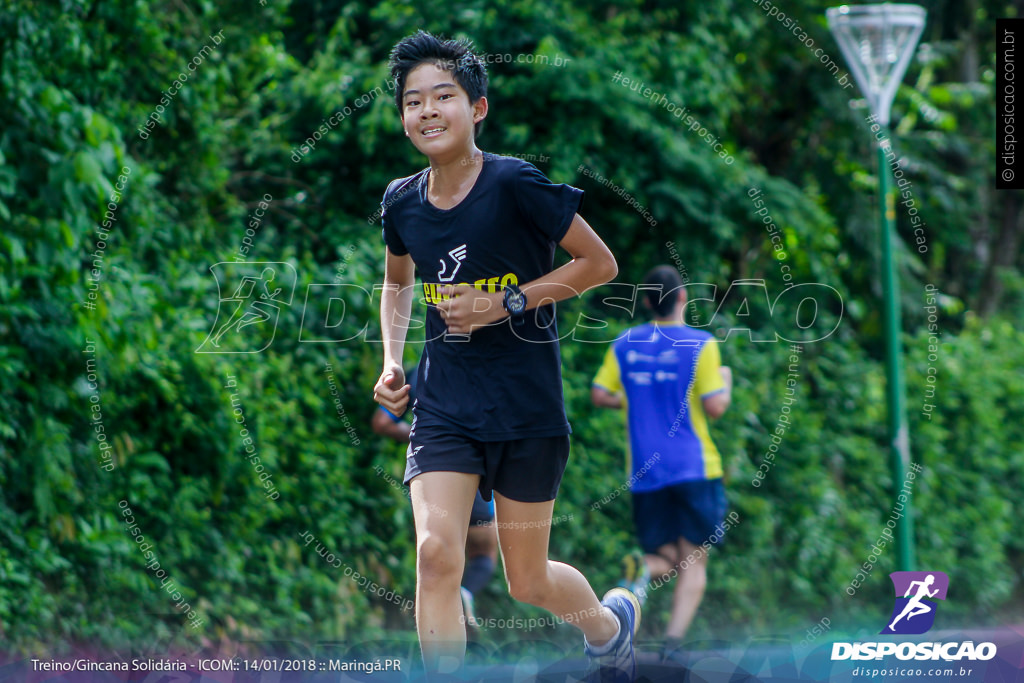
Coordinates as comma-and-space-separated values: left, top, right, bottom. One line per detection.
592, 322, 726, 490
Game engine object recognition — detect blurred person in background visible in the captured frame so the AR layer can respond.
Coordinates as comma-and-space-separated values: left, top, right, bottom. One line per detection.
592, 265, 733, 658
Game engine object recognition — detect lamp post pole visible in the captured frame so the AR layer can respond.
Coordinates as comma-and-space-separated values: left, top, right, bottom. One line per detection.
827, 3, 926, 572
876, 124, 914, 571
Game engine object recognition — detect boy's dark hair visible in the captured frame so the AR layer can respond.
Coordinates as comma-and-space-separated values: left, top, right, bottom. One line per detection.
388, 31, 488, 137
643, 265, 684, 318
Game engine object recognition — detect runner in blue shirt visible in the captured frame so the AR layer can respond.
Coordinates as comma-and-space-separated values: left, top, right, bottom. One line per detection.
592, 265, 732, 657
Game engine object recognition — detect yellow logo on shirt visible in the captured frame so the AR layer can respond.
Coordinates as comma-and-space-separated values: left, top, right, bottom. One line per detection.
422, 272, 519, 304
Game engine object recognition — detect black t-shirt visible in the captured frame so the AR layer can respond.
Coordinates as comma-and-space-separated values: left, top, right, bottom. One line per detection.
380, 153, 583, 441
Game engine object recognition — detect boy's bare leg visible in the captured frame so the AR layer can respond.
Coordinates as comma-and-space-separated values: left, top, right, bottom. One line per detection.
493, 493, 620, 645
465, 524, 497, 561
644, 543, 679, 578
410, 471, 479, 674
665, 537, 708, 640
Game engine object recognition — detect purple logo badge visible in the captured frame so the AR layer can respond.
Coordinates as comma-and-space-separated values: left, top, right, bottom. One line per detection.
881, 571, 949, 635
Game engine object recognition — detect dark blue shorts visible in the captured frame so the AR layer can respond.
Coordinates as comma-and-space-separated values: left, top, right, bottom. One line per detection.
632, 478, 727, 553
404, 420, 570, 503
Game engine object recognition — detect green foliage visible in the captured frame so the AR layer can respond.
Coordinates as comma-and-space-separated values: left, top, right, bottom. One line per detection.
0, 0, 1019, 654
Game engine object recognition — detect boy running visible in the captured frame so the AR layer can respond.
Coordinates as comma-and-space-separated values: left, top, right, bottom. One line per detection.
372, 30, 640, 681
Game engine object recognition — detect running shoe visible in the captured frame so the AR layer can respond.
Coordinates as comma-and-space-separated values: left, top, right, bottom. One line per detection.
620, 551, 650, 605
585, 587, 642, 682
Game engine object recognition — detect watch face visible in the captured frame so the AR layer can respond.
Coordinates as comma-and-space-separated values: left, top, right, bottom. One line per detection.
505, 288, 526, 315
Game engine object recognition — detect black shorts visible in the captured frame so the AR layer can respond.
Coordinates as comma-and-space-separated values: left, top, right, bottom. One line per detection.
404, 420, 570, 503
632, 478, 727, 553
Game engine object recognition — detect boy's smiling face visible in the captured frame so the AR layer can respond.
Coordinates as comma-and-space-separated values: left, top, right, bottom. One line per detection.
401, 62, 487, 161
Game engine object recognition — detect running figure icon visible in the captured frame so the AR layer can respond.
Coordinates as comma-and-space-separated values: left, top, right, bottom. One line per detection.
210, 267, 283, 348
888, 574, 939, 631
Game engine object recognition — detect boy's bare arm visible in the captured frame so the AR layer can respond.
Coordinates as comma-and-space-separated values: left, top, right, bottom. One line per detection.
703, 366, 733, 420
437, 214, 617, 333
371, 409, 412, 442
373, 247, 415, 415
590, 386, 623, 409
